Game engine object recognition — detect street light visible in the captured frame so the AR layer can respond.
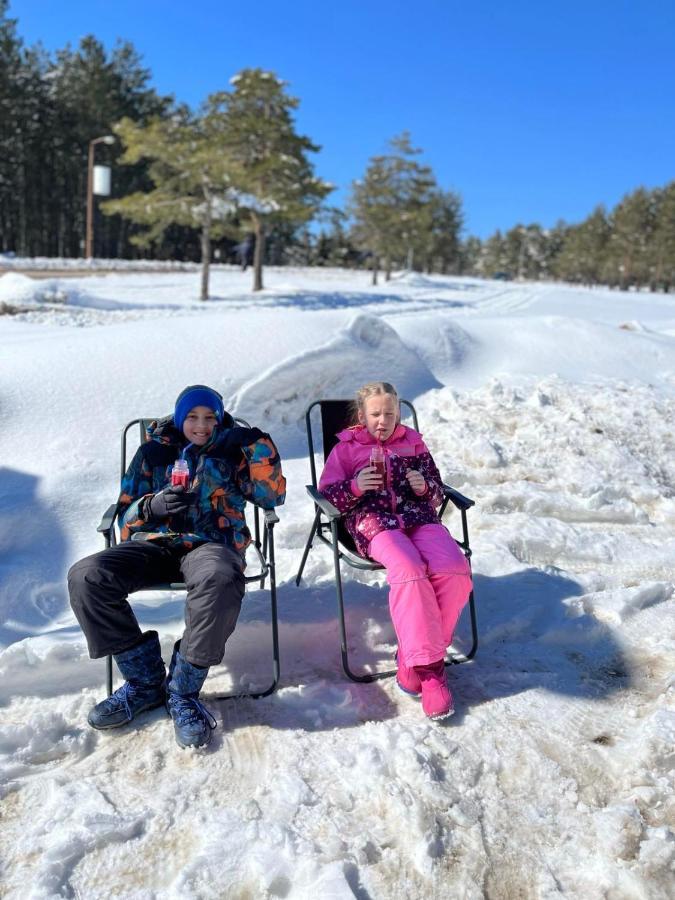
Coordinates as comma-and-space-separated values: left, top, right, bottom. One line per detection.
85, 134, 115, 259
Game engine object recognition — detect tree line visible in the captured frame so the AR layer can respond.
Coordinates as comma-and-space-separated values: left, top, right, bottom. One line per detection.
464, 185, 675, 292
2, 1, 674, 295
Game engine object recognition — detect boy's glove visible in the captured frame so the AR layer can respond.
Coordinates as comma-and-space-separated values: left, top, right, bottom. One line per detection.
145, 485, 193, 521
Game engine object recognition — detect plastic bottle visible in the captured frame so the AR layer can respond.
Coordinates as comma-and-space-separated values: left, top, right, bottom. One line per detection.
171, 458, 190, 489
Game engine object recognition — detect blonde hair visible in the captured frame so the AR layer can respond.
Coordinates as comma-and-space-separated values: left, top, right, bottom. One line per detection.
351, 381, 400, 425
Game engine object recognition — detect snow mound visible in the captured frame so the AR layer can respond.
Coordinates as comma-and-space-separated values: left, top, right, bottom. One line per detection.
0, 273, 48, 305
0, 273, 132, 311
230, 313, 441, 451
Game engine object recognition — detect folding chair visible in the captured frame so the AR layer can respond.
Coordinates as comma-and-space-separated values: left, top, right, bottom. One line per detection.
97, 416, 280, 700
295, 399, 477, 683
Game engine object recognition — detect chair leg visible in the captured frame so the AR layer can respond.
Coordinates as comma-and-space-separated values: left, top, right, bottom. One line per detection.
215, 522, 280, 700
295, 509, 321, 585
331, 520, 397, 684
445, 589, 478, 665
446, 538, 478, 664
106, 654, 113, 696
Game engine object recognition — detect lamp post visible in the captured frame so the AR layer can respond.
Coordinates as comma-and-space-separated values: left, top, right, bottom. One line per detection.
85, 134, 115, 259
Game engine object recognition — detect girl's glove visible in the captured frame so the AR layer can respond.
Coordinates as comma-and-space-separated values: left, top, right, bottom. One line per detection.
145, 485, 192, 521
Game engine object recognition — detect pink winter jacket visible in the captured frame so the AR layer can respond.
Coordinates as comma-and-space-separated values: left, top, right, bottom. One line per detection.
318, 423, 445, 558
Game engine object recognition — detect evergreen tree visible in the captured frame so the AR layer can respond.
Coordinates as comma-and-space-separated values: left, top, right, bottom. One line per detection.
650, 182, 675, 291
479, 229, 510, 277
554, 207, 609, 285
458, 235, 482, 275
102, 105, 235, 299
49, 36, 172, 258
605, 188, 655, 289
313, 208, 361, 267
209, 68, 332, 290
349, 133, 438, 283
423, 189, 464, 273
0, 13, 172, 258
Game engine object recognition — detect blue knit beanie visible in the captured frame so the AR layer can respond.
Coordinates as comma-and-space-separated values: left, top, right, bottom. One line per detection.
174, 385, 225, 431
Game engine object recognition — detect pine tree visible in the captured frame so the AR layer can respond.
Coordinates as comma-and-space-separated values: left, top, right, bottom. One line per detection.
650, 182, 675, 291
349, 133, 438, 283
554, 207, 609, 285
209, 68, 331, 290
102, 105, 235, 299
423, 189, 464, 273
49, 36, 171, 258
605, 188, 656, 289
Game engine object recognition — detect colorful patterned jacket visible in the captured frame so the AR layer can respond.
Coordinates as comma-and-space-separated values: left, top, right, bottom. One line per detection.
118, 414, 285, 557
318, 423, 445, 558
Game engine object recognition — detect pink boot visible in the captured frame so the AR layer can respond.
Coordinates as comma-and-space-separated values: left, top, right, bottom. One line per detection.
395, 652, 421, 697
414, 659, 454, 720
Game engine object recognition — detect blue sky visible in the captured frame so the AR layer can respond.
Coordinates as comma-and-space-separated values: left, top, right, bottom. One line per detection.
10, 0, 675, 238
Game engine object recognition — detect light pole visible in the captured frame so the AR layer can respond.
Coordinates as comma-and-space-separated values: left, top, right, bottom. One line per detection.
85, 134, 115, 259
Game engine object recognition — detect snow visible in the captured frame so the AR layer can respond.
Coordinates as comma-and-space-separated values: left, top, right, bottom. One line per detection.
1, 265, 674, 898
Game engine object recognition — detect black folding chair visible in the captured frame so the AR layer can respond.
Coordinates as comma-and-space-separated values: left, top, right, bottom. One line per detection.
295, 399, 477, 683
97, 417, 280, 700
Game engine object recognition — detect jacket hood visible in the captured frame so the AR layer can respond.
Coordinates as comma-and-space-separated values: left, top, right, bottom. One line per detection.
335, 423, 422, 446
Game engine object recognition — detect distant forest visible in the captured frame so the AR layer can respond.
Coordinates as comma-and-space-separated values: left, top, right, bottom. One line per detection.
1, 2, 674, 292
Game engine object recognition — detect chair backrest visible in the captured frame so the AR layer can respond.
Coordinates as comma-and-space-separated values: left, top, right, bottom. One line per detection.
304, 398, 419, 555
120, 415, 251, 478
304, 398, 419, 489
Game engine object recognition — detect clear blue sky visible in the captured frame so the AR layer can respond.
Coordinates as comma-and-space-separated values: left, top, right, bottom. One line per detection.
10, 0, 675, 238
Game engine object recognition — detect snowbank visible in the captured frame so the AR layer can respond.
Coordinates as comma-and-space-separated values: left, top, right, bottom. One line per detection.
0, 268, 673, 898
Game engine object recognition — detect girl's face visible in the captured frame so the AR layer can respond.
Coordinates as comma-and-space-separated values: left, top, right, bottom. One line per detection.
358, 393, 399, 442
183, 405, 219, 445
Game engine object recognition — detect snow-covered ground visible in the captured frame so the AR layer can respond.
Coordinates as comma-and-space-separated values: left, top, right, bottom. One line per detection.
0, 266, 673, 899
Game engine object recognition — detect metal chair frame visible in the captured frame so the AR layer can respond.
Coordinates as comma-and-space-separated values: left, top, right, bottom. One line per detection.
97, 416, 280, 700
295, 399, 478, 683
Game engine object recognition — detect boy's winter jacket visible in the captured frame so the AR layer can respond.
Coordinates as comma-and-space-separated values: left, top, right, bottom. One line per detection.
118, 413, 285, 556
318, 423, 444, 558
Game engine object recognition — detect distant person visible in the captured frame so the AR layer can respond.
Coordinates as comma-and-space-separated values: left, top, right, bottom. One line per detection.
68, 385, 286, 749
318, 381, 472, 720
235, 235, 254, 271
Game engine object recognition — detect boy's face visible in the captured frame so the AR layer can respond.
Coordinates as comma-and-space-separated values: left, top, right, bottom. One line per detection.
182, 405, 219, 446
358, 393, 399, 442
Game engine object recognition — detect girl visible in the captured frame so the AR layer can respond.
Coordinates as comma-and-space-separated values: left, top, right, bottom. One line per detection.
318, 382, 472, 719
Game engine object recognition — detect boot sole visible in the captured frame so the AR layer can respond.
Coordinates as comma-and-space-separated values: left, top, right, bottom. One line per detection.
426, 707, 455, 721
88, 696, 166, 731
175, 732, 212, 750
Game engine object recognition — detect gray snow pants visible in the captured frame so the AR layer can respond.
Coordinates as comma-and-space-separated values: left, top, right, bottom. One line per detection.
68, 541, 245, 667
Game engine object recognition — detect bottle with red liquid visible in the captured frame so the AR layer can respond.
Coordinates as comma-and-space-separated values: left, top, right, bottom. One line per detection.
171, 458, 190, 490
370, 446, 386, 489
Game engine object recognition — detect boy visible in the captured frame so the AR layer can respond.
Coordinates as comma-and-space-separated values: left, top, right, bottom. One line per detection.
68, 385, 286, 749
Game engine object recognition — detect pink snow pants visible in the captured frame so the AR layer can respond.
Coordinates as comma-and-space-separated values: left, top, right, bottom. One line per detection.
368, 524, 472, 668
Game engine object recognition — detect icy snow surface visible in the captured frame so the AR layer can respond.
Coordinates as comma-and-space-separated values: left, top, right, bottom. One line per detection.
0, 266, 674, 899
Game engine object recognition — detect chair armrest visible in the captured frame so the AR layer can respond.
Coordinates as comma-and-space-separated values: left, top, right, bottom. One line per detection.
264, 509, 280, 526
442, 484, 475, 511
97, 503, 118, 533
306, 484, 341, 520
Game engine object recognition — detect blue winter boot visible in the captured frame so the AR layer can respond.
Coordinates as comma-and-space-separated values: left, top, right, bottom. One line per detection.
88, 631, 166, 730
166, 643, 217, 749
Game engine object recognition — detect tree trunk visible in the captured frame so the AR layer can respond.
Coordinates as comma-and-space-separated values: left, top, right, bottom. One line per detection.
200, 191, 212, 300
252, 216, 264, 291
371, 256, 378, 286
200, 230, 211, 300
385, 256, 392, 281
